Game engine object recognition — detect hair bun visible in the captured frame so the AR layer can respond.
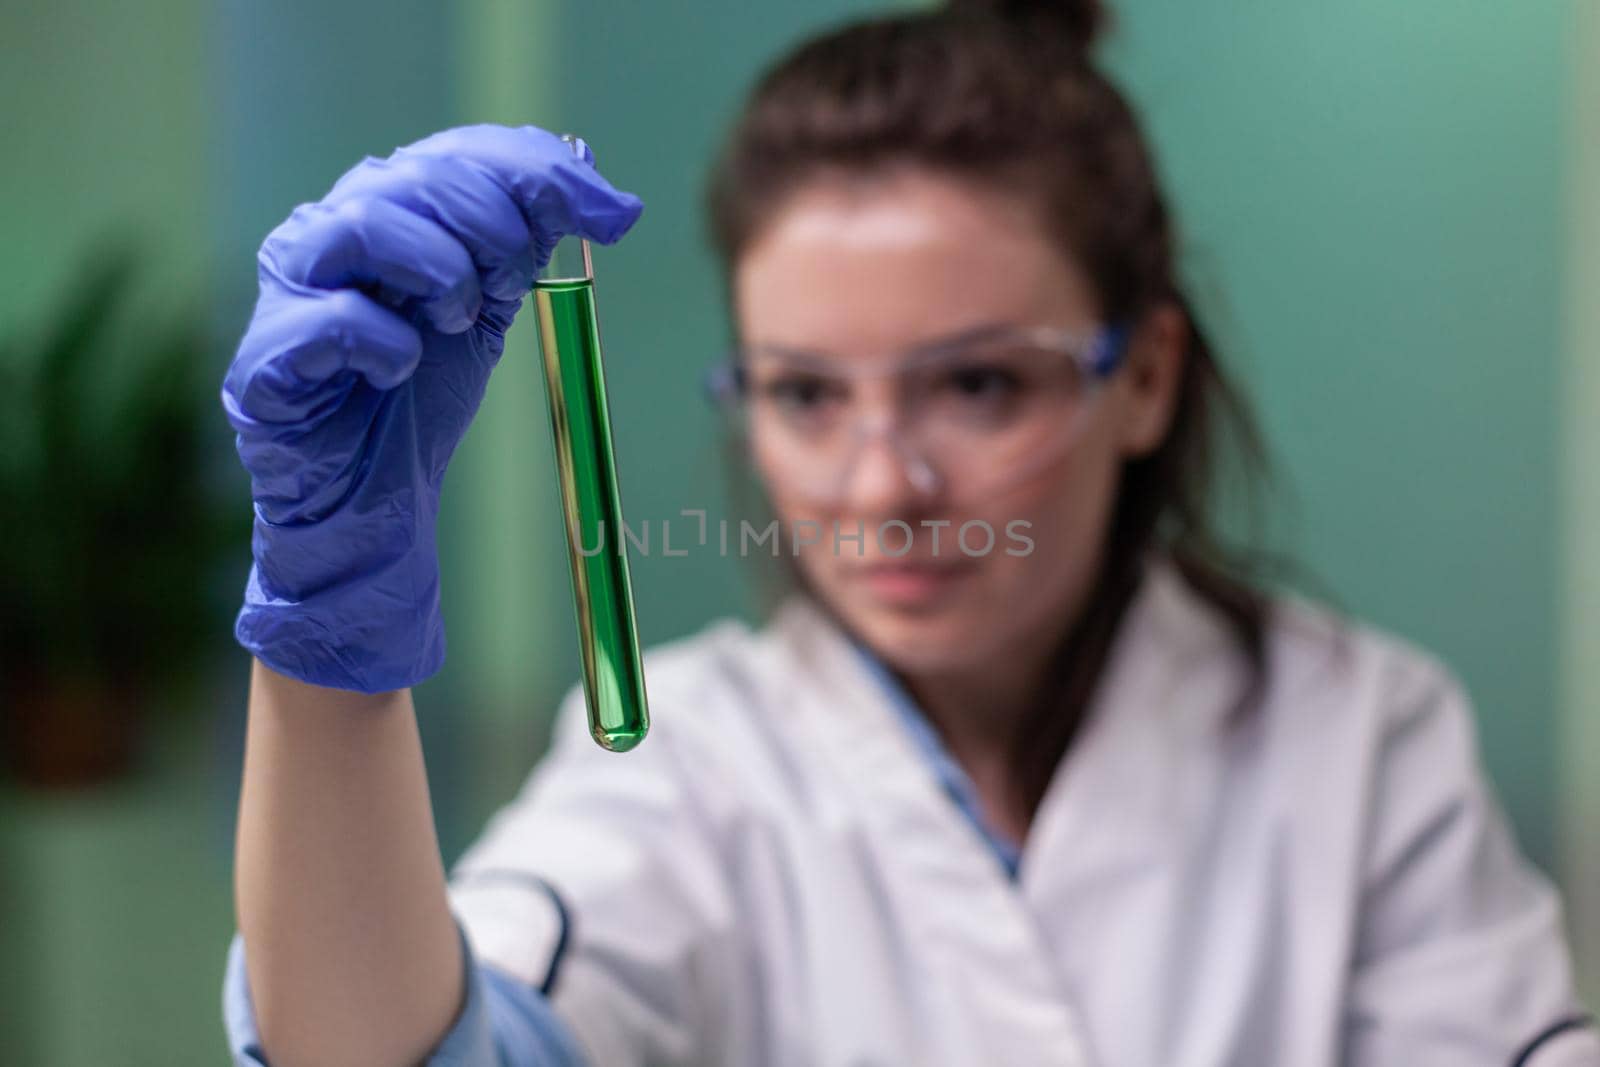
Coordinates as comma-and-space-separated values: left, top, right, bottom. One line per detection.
947, 0, 1108, 53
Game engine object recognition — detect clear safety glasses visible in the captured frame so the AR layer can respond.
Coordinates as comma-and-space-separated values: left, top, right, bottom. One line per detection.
703, 322, 1131, 507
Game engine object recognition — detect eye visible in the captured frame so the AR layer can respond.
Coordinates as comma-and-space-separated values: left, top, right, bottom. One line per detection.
940, 362, 1022, 402
760, 373, 847, 416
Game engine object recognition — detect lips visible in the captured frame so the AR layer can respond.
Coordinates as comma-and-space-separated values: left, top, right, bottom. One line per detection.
858, 559, 970, 573
852, 558, 977, 605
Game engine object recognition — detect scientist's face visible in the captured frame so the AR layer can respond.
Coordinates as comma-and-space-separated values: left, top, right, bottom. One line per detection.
733, 168, 1182, 677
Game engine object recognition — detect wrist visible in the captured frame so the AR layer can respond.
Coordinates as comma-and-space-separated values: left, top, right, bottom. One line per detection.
235, 506, 445, 693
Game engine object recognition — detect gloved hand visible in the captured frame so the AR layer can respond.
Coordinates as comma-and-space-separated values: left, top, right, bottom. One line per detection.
221, 124, 643, 693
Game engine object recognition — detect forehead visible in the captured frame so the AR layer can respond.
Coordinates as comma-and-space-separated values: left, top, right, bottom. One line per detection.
733, 168, 1098, 354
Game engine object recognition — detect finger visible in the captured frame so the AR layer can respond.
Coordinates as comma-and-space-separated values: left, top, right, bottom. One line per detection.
322, 153, 537, 302
391, 124, 645, 246
224, 287, 423, 426
261, 198, 482, 333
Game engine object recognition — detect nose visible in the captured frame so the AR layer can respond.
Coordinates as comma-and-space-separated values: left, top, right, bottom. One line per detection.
836, 414, 943, 514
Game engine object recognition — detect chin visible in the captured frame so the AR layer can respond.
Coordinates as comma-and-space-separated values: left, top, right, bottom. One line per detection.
827, 578, 1000, 672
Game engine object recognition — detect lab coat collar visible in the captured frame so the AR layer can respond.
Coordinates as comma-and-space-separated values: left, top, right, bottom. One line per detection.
764, 548, 1252, 897
843, 634, 1026, 880
765, 548, 1244, 751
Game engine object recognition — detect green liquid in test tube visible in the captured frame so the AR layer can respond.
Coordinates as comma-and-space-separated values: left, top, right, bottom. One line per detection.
530, 133, 650, 753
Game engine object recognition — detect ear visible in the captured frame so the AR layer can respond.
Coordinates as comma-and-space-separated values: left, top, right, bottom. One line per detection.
1114, 302, 1187, 459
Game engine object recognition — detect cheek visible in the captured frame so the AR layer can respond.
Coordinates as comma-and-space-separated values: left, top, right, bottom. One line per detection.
756, 490, 834, 577
969, 426, 1124, 605
1034, 429, 1120, 539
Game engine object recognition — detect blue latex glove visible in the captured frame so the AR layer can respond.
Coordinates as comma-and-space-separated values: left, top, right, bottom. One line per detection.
221, 124, 644, 693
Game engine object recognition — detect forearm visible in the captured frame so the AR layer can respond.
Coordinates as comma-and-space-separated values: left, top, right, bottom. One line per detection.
234, 658, 464, 1067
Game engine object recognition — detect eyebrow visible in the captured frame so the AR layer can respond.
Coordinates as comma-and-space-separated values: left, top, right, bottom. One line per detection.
739, 321, 1023, 366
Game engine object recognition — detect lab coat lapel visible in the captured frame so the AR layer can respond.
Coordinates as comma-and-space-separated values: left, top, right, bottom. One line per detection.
1021, 553, 1224, 906
770, 594, 1097, 1067
1017, 553, 1249, 1065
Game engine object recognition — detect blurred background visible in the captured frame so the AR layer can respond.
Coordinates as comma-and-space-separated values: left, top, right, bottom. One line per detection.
0, 0, 1595, 1061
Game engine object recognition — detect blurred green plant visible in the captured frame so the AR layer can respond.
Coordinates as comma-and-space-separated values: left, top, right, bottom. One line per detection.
0, 237, 247, 786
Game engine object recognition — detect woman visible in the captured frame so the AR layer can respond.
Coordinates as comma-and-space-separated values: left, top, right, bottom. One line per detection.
219, 2, 1596, 1064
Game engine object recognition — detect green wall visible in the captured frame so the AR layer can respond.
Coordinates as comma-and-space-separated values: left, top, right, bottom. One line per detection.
0, 0, 209, 332
0, 4, 214, 1062
1559, 0, 1600, 1000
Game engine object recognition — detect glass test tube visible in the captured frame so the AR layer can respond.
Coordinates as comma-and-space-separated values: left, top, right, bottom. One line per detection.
531, 134, 650, 753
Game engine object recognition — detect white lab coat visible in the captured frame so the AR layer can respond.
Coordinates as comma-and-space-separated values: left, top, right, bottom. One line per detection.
446, 550, 1597, 1066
